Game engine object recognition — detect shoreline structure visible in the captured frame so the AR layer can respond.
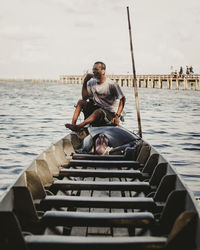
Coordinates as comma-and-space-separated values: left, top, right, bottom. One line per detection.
0, 74, 200, 90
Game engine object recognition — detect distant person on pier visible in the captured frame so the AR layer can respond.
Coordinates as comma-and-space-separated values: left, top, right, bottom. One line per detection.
186, 66, 190, 76
189, 65, 194, 75
65, 61, 126, 132
173, 70, 178, 78
179, 66, 183, 77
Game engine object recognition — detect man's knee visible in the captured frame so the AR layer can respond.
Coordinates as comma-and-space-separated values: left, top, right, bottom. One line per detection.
77, 99, 87, 108
93, 108, 103, 117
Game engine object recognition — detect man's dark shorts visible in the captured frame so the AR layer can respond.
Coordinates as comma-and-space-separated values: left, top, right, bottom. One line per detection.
83, 99, 115, 126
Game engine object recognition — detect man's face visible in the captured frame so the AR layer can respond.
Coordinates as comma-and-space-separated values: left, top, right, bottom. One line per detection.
93, 63, 104, 79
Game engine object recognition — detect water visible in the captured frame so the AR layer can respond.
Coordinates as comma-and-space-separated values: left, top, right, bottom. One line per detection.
0, 81, 200, 201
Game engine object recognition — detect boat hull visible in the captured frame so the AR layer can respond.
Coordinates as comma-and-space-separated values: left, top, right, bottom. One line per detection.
0, 126, 199, 250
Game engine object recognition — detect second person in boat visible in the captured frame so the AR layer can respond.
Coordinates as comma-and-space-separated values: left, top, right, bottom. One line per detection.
65, 61, 126, 132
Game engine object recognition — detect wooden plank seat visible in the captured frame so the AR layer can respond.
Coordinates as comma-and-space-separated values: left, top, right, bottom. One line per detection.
50, 168, 174, 196
25, 235, 167, 250
71, 153, 126, 161
41, 211, 154, 228
50, 180, 152, 193
58, 161, 167, 185
39, 196, 157, 211
59, 169, 150, 180
69, 159, 142, 168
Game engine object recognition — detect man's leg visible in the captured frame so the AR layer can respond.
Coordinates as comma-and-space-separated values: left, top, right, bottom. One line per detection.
65, 109, 103, 132
71, 99, 87, 125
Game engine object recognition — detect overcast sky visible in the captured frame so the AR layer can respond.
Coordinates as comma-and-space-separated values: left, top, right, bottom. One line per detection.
0, 0, 200, 78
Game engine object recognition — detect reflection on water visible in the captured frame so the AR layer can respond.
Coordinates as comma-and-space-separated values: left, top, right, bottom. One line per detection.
0, 81, 200, 199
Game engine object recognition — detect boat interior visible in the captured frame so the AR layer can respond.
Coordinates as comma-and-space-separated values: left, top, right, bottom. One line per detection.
0, 126, 199, 250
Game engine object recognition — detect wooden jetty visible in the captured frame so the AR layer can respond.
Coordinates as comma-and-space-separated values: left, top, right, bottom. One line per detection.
1, 74, 200, 90
59, 74, 200, 91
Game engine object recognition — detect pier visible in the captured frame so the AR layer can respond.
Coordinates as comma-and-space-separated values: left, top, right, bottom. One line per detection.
1, 74, 200, 90
60, 74, 200, 91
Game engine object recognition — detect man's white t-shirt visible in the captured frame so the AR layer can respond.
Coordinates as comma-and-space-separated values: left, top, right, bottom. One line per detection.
87, 78, 124, 113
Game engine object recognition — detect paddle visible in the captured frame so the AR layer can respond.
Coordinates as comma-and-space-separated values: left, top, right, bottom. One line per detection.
127, 6, 142, 138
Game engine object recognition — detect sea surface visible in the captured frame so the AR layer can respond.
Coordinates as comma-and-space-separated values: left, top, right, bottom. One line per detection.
0, 81, 200, 205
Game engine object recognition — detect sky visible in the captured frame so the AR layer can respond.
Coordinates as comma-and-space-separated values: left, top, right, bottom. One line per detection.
0, 0, 200, 79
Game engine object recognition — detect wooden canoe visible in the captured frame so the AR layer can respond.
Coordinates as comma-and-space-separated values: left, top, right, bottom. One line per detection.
0, 125, 199, 250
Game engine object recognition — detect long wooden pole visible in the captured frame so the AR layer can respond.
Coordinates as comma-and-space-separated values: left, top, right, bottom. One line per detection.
127, 6, 142, 138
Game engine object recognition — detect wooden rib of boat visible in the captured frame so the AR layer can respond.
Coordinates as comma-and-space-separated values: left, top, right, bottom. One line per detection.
0, 125, 199, 250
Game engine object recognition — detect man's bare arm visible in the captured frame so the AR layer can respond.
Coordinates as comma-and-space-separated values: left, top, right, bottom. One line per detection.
112, 96, 126, 125
116, 96, 126, 116
82, 73, 93, 100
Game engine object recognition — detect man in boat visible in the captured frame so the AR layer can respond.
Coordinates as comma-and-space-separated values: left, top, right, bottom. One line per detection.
65, 61, 126, 132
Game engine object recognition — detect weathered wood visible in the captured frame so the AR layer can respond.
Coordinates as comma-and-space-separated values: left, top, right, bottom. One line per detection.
59, 169, 149, 179
69, 159, 141, 168
41, 211, 154, 227
40, 196, 156, 210
51, 180, 152, 192
72, 153, 125, 161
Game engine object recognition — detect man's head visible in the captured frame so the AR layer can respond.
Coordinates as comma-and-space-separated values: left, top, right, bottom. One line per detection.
93, 61, 106, 80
